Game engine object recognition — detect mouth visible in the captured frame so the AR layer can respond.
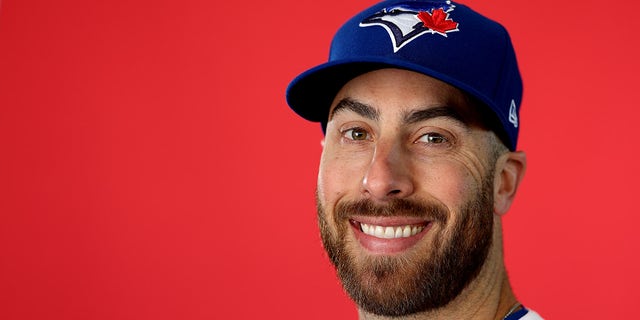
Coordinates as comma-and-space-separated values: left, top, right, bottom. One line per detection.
349, 218, 432, 254
353, 220, 426, 239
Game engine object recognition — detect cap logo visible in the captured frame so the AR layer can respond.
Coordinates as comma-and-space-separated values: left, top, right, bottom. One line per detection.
359, 1, 459, 53
509, 99, 518, 128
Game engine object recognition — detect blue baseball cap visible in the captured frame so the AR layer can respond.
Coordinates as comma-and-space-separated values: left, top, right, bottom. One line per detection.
286, 0, 523, 150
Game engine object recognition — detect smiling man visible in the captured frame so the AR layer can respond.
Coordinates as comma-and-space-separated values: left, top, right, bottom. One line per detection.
286, 1, 542, 319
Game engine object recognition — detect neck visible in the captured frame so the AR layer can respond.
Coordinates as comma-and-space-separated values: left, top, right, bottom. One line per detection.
358, 220, 517, 320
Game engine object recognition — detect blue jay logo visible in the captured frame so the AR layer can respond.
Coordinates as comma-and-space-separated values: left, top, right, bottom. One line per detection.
360, 1, 459, 52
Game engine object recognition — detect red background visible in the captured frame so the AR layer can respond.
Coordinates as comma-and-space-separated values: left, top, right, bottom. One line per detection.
1, 0, 638, 319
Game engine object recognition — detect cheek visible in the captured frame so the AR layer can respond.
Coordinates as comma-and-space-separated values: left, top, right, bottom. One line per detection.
415, 161, 479, 209
431, 150, 488, 203
317, 149, 367, 205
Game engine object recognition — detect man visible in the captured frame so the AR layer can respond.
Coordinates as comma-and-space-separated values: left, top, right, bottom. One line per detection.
286, 1, 542, 319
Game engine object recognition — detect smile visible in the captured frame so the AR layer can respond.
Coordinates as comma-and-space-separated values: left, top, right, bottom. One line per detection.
360, 223, 425, 239
349, 219, 432, 254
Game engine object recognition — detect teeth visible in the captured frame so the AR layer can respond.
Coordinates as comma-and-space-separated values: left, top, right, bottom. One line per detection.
360, 223, 425, 239
374, 226, 384, 238
402, 225, 411, 237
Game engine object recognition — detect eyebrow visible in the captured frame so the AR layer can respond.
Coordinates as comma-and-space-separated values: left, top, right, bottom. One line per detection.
403, 106, 468, 127
329, 98, 469, 129
329, 98, 380, 121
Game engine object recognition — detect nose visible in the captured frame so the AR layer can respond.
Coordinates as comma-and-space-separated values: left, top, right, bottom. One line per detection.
361, 142, 414, 201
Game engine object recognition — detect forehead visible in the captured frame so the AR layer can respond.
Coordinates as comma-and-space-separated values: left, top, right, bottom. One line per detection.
329, 68, 480, 123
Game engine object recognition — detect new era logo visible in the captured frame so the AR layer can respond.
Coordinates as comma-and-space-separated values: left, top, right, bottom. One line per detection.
508, 99, 518, 128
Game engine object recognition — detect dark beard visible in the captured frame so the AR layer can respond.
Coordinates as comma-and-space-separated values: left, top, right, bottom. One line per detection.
317, 178, 494, 317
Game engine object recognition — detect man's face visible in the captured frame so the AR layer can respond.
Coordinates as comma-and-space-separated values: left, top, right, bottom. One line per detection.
316, 68, 500, 317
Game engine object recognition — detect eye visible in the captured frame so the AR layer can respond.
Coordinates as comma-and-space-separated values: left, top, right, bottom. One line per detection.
417, 132, 448, 144
343, 127, 370, 141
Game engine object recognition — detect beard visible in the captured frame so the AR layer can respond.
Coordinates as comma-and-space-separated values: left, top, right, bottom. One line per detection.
316, 178, 495, 317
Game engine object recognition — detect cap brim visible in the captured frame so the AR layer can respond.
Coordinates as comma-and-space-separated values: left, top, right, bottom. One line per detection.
286, 56, 499, 125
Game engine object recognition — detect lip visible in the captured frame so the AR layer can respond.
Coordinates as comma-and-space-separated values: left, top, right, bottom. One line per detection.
349, 217, 432, 255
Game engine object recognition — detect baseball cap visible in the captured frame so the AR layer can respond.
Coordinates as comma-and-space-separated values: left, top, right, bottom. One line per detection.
286, 0, 523, 151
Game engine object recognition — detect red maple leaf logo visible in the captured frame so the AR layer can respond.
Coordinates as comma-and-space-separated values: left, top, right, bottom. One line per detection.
417, 8, 458, 34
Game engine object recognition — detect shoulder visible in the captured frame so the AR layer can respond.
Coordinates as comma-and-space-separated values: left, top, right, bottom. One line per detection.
518, 308, 544, 320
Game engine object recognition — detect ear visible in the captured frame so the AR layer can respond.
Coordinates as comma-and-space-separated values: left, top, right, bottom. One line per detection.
493, 151, 527, 215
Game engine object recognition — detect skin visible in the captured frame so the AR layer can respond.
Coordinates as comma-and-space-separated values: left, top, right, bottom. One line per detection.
316, 68, 527, 320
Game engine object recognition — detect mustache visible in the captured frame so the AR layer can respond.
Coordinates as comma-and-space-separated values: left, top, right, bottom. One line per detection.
335, 198, 448, 223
